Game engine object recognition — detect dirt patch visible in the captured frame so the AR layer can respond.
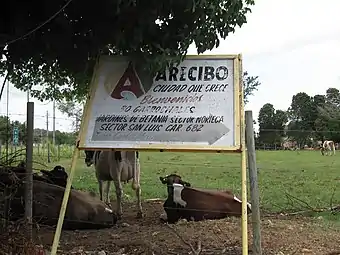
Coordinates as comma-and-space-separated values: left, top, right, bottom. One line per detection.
35, 200, 340, 255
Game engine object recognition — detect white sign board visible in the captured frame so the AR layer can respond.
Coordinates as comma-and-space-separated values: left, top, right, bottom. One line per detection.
78, 55, 242, 152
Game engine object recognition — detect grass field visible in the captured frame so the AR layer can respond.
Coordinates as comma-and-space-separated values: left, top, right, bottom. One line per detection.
42, 149, 340, 222
3, 148, 340, 253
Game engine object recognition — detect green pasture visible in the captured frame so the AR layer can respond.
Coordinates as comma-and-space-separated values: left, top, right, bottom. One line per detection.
49, 150, 340, 221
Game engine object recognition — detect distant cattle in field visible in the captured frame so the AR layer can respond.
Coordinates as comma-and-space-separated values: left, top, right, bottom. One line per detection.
159, 174, 252, 223
84, 150, 142, 219
9, 180, 117, 230
321, 140, 336, 156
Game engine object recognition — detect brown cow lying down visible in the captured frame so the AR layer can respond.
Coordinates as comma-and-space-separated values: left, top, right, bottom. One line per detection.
159, 174, 252, 224
9, 180, 117, 230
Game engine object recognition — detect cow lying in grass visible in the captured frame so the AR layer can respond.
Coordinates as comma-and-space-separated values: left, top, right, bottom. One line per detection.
159, 174, 252, 224
1, 163, 116, 230
9, 180, 117, 230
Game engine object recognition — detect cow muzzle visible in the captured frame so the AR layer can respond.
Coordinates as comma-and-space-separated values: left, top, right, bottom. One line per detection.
105, 207, 118, 224
85, 161, 93, 167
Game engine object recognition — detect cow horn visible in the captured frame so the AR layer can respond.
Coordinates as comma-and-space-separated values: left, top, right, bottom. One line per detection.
105, 207, 113, 214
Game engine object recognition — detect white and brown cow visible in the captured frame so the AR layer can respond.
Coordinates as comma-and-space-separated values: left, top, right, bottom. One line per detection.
321, 140, 336, 156
159, 174, 252, 224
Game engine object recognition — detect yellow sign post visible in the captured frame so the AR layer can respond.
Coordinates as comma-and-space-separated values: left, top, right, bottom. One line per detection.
238, 55, 248, 255
50, 54, 248, 255
50, 147, 79, 255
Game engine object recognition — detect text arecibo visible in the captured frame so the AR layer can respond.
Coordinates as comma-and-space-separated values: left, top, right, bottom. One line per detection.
155, 65, 229, 82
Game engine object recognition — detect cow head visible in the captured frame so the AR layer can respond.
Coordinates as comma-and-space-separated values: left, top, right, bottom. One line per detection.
86, 193, 118, 226
159, 174, 191, 187
93, 205, 118, 226
232, 195, 252, 214
40, 165, 69, 188
84, 150, 95, 166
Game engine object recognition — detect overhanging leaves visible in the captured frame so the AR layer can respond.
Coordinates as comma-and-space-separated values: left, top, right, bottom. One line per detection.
0, 0, 255, 101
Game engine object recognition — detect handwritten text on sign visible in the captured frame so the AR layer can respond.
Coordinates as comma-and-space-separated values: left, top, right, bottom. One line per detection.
88, 57, 237, 148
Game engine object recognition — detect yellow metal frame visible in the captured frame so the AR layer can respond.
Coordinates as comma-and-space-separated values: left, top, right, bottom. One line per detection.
78, 54, 242, 152
238, 54, 249, 255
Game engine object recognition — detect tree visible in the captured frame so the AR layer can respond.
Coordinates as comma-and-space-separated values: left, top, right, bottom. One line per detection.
317, 88, 340, 142
57, 99, 83, 132
286, 92, 314, 145
0, 116, 11, 144
0, 116, 77, 145
0, 0, 255, 102
258, 103, 287, 146
243, 71, 261, 104
318, 88, 340, 120
286, 89, 340, 145
308, 94, 326, 141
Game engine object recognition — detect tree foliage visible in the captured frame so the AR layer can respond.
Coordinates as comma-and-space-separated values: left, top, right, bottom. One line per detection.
243, 71, 261, 104
0, 0, 255, 102
257, 87, 340, 149
57, 99, 83, 131
0, 115, 76, 145
258, 103, 287, 146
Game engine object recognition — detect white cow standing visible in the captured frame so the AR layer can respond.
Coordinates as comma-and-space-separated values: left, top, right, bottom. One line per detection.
321, 140, 336, 156
84, 150, 143, 219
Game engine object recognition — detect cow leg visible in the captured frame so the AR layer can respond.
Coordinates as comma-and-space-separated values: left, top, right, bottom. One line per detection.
98, 180, 104, 201
113, 179, 123, 220
105, 181, 111, 205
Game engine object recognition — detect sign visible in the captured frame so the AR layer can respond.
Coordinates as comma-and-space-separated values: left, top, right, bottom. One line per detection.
13, 127, 19, 146
78, 55, 242, 152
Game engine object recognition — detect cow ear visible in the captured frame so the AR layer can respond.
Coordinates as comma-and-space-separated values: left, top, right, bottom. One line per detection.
159, 177, 167, 184
183, 181, 191, 187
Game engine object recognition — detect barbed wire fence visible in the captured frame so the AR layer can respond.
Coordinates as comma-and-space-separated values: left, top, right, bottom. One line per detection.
0, 110, 78, 165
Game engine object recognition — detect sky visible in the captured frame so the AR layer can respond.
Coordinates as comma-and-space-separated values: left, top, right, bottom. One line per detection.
0, 0, 340, 132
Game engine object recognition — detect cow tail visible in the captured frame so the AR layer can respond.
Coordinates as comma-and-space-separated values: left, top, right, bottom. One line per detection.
132, 151, 140, 190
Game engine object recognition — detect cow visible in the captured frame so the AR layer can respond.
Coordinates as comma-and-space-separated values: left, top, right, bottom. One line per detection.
159, 174, 252, 224
40, 165, 72, 188
84, 150, 142, 219
9, 180, 117, 230
321, 140, 336, 156
11, 163, 72, 188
